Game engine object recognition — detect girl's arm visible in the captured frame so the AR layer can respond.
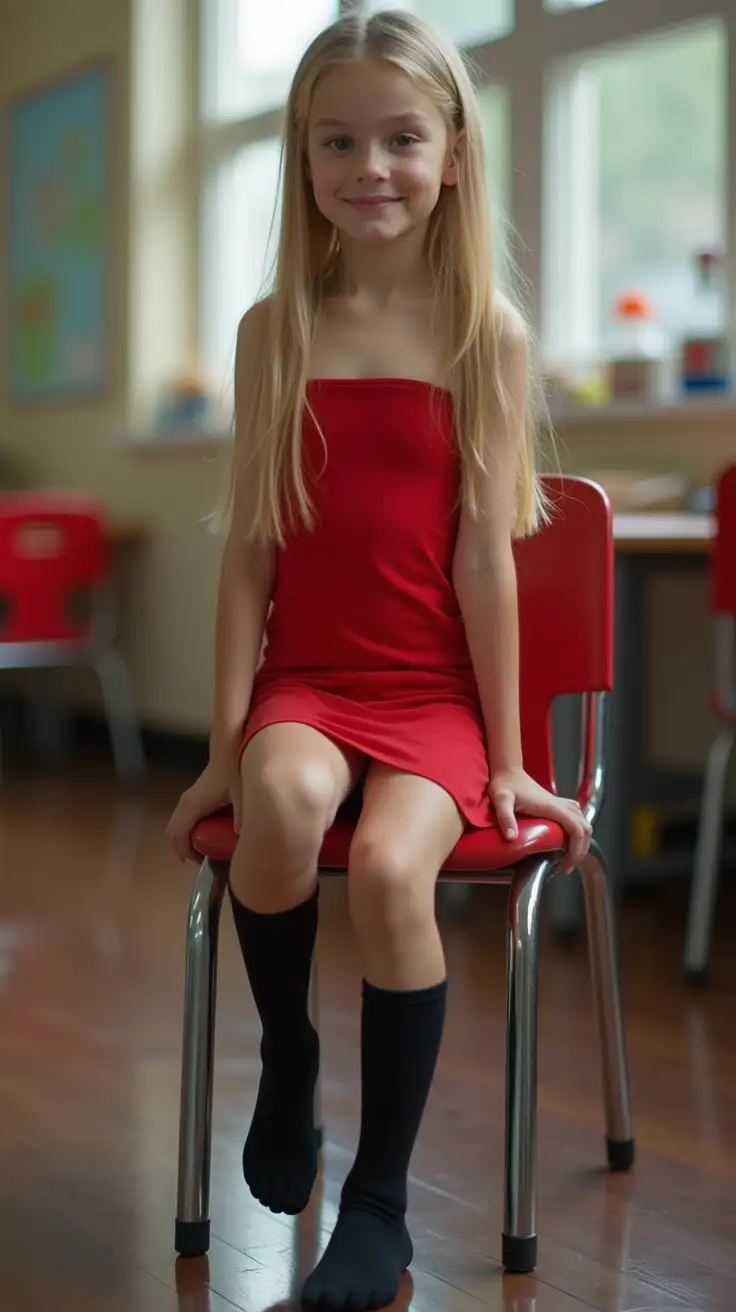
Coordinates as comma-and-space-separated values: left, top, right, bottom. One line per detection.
166, 303, 275, 861
452, 308, 591, 866
452, 308, 525, 784
210, 302, 276, 760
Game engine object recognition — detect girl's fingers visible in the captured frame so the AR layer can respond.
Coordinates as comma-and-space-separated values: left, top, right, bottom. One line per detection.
167, 800, 201, 864
493, 792, 518, 840
563, 808, 592, 868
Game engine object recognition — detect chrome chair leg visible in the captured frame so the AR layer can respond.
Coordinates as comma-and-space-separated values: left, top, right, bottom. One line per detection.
579, 844, 635, 1169
175, 858, 228, 1258
684, 728, 735, 983
91, 646, 147, 784
502, 855, 557, 1274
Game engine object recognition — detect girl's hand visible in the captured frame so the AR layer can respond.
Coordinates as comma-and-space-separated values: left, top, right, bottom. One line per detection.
166, 748, 242, 864
488, 767, 592, 871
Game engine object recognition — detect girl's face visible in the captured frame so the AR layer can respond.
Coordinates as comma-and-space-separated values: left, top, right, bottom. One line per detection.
306, 58, 458, 247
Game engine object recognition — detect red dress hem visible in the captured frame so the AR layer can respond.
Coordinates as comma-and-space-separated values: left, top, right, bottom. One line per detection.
242, 675, 494, 832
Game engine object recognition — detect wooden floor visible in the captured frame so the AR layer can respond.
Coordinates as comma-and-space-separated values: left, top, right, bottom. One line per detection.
1, 760, 735, 1312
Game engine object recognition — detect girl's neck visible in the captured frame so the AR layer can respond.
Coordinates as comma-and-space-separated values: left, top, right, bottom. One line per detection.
334, 227, 433, 304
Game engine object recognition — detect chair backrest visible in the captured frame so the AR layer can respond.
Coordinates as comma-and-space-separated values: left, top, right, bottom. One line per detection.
713, 465, 736, 616
515, 475, 613, 794
0, 491, 108, 643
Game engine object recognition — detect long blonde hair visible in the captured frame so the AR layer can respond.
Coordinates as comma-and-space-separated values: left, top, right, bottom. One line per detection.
225, 8, 550, 545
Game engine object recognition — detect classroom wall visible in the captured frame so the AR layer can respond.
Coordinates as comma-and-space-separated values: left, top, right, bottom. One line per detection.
0, 0, 228, 735
0, 0, 730, 774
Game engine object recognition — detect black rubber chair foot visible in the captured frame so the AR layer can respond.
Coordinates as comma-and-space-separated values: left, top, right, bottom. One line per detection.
502, 1232, 537, 1274
607, 1136, 635, 1171
684, 967, 708, 987
175, 1218, 210, 1258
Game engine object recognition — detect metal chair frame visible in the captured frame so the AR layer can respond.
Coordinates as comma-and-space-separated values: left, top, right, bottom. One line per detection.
174, 688, 634, 1274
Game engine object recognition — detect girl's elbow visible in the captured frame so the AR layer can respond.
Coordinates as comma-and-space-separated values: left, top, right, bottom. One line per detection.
453, 540, 516, 590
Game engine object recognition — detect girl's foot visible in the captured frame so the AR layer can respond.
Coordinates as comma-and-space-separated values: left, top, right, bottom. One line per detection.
243, 1028, 320, 1215
301, 1208, 413, 1310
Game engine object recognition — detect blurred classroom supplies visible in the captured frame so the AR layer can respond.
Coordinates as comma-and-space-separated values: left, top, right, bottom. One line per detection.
583, 468, 689, 512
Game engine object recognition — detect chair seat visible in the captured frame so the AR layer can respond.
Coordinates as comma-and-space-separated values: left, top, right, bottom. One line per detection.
191, 811, 566, 881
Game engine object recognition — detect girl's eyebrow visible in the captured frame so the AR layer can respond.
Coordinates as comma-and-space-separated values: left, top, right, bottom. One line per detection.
313, 112, 431, 129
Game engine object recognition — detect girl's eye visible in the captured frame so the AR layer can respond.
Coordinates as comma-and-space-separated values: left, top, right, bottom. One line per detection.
325, 137, 352, 152
392, 133, 421, 149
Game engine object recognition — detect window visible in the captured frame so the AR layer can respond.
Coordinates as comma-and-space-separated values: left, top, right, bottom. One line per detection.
595, 23, 725, 354
197, 0, 734, 413
201, 138, 282, 386
366, 0, 513, 46
200, 0, 338, 382
202, 0, 337, 121
477, 84, 511, 280
543, 20, 726, 377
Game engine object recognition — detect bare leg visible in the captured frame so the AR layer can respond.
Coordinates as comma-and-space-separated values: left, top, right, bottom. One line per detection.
303, 766, 463, 1310
231, 722, 364, 911
348, 764, 464, 989
230, 724, 365, 1215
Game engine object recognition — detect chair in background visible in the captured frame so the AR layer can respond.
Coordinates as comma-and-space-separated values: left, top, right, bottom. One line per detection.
173, 475, 635, 1275
684, 465, 736, 982
0, 490, 145, 784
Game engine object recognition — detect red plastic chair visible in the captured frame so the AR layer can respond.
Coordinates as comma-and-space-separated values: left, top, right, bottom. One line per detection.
684, 464, 736, 981
0, 490, 145, 782
174, 475, 634, 1274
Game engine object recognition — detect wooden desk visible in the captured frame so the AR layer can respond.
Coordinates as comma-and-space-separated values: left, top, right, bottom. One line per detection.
551, 510, 714, 932
614, 512, 714, 554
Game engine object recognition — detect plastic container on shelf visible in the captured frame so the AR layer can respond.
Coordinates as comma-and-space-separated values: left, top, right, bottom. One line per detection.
608, 292, 671, 403
680, 248, 730, 394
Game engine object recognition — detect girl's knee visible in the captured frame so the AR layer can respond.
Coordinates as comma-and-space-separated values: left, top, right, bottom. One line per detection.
232, 754, 339, 898
349, 833, 434, 940
251, 754, 340, 830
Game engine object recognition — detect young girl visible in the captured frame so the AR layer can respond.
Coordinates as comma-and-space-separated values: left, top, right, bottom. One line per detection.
167, 9, 591, 1309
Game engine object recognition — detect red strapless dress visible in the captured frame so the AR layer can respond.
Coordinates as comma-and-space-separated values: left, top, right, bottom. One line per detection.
243, 378, 493, 830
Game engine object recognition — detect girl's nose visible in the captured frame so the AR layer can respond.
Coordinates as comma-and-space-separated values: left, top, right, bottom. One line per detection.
355, 142, 390, 183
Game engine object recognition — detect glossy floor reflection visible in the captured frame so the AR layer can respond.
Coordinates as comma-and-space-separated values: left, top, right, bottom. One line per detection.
1, 762, 735, 1311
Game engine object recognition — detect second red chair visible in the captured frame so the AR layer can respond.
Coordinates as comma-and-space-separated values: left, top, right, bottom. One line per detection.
0, 490, 145, 782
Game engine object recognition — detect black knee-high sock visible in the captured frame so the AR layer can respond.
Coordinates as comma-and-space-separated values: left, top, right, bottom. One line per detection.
302, 979, 447, 1311
229, 886, 320, 1215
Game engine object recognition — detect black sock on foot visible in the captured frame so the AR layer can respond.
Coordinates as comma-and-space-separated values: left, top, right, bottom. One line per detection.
229, 886, 320, 1215
302, 978, 447, 1310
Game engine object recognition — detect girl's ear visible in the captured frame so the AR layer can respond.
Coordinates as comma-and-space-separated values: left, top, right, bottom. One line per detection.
442, 129, 465, 187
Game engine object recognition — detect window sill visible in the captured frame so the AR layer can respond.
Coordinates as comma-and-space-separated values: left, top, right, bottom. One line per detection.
551, 394, 736, 426
109, 423, 231, 453
110, 393, 736, 448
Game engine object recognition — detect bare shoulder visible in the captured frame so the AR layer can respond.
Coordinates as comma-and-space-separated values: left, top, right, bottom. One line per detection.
234, 299, 272, 420
494, 295, 529, 353
238, 296, 272, 338
490, 297, 529, 415
230, 301, 273, 523
236, 296, 272, 361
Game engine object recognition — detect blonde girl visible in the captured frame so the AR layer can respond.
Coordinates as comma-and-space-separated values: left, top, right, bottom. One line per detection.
167, 10, 591, 1309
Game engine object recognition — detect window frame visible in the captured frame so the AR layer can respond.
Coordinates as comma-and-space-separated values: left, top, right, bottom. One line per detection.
197, 0, 736, 393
